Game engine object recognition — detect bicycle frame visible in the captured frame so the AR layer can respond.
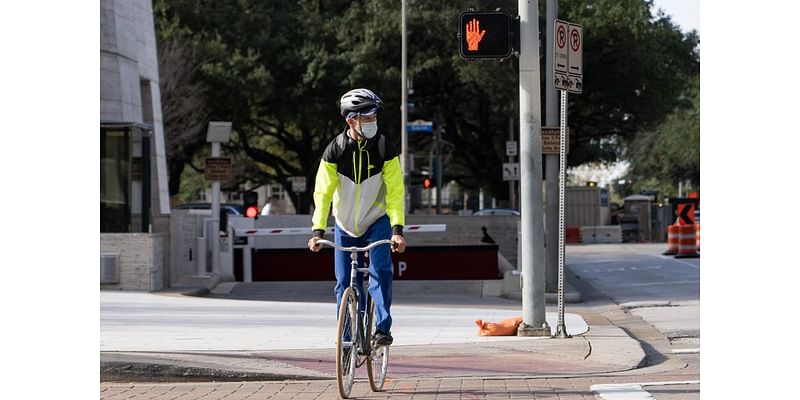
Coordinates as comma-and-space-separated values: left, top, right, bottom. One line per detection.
317, 239, 393, 359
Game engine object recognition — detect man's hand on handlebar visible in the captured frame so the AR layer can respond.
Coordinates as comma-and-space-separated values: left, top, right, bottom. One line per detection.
391, 235, 406, 253
308, 237, 322, 252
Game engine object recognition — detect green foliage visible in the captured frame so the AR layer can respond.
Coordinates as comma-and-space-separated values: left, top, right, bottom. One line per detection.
625, 76, 699, 197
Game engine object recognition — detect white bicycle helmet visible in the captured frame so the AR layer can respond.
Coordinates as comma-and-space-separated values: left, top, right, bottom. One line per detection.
339, 88, 384, 117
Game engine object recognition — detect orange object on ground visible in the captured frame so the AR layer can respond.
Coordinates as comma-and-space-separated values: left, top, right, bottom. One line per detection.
565, 226, 582, 244
475, 316, 523, 336
663, 224, 679, 255
675, 224, 699, 258
695, 223, 700, 252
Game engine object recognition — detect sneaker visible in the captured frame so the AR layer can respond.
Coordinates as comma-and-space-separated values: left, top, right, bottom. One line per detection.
374, 330, 393, 346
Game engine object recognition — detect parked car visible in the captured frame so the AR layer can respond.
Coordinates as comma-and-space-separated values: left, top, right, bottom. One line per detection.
174, 202, 245, 216
472, 208, 521, 216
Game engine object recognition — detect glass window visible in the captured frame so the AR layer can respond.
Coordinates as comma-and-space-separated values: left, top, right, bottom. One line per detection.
101, 128, 131, 232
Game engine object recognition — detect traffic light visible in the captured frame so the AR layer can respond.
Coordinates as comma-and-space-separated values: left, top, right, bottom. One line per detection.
459, 10, 514, 60
423, 177, 433, 189
243, 191, 259, 219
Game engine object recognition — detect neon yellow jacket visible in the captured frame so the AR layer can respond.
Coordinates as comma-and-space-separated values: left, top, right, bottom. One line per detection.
311, 130, 405, 238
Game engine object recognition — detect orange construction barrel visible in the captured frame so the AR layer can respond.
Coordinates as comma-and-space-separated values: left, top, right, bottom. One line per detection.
663, 225, 679, 255
695, 223, 700, 252
675, 224, 700, 258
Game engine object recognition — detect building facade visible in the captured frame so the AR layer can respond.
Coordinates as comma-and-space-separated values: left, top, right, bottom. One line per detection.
100, 0, 170, 290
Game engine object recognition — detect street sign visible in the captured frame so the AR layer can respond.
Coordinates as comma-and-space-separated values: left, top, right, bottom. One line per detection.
407, 120, 433, 133
290, 176, 307, 193
502, 162, 519, 181
554, 20, 583, 94
541, 127, 569, 155
458, 10, 514, 60
506, 140, 517, 156
676, 203, 696, 225
204, 157, 232, 181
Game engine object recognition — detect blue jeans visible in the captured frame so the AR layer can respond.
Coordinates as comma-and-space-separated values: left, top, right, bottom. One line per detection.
334, 215, 393, 333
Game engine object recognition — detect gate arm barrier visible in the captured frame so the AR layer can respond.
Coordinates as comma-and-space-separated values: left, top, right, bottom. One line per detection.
234, 224, 447, 237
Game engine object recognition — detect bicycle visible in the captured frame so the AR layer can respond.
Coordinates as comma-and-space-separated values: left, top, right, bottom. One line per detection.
316, 239, 393, 399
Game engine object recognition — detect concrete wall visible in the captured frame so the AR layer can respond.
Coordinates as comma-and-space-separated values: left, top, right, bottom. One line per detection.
101, 233, 164, 291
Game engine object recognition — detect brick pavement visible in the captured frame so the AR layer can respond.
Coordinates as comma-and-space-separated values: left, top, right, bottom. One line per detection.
100, 365, 699, 400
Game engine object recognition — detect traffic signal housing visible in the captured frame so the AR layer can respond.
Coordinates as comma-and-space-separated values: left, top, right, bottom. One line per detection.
243, 191, 259, 219
459, 10, 514, 60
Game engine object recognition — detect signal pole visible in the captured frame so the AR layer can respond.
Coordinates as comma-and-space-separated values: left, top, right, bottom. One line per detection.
517, 0, 550, 337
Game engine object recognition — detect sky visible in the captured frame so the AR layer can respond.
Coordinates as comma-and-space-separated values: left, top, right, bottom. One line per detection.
651, 0, 700, 34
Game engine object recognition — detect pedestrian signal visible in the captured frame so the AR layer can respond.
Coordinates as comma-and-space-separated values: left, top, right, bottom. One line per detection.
423, 177, 433, 189
243, 191, 259, 219
459, 10, 514, 60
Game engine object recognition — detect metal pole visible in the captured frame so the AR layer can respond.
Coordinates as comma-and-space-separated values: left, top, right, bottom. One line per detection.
211, 142, 221, 275
545, 0, 559, 292
243, 237, 253, 283
401, 0, 409, 211
517, 0, 550, 337
509, 117, 516, 210
435, 124, 442, 214
428, 149, 433, 213
555, 89, 570, 338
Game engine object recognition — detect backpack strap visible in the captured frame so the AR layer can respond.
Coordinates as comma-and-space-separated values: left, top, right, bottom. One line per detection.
378, 134, 386, 161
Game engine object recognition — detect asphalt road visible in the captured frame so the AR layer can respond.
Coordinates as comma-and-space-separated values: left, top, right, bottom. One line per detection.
566, 243, 700, 342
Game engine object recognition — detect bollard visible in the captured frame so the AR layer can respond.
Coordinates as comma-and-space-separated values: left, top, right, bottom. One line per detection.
663, 224, 679, 255
675, 224, 700, 258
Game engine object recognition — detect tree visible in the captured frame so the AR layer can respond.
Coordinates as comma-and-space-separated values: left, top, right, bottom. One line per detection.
624, 75, 699, 197
155, 0, 699, 209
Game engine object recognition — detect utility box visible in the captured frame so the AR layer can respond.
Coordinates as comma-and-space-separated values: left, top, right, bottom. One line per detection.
100, 253, 120, 284
622, 195, 652, 242
566, 187, 610, 227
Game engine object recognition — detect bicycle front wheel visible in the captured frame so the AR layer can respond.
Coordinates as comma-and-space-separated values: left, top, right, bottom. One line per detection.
367, 301, 389, 392
336, 288, 358, 398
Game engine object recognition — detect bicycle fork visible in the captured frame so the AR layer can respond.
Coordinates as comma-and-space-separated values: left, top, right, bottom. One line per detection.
348, 250, 373, 358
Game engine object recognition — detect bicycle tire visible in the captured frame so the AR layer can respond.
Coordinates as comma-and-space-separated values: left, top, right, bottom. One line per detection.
366, 300, 389, 392
336, 288, 358, 398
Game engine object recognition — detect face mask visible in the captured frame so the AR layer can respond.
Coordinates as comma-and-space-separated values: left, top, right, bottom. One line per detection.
359, 121, 378, 139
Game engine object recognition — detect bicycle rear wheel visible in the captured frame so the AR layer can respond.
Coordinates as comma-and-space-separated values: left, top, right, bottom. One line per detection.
336, 288, 358, 398
366, 300, 389, 392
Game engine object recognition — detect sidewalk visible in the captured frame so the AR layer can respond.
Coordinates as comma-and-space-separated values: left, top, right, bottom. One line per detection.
100, 280, 646, 383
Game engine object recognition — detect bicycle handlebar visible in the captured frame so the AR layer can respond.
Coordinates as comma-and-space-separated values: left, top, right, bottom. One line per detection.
316, 239, 394, 253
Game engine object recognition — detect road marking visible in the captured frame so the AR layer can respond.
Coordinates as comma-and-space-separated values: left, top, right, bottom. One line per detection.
625, 280, 699, 287
653, 255, 700, 270
672, 348, 700, 354
592, 380, 700, 399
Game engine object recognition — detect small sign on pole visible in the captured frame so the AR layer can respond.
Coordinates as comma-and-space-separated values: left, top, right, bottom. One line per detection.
502, 162, 520, 181
291, 176, 307, 193
204, 158, 232, 181
554, 20, 583, 94
541, 127, 569, 155
506, 141, 518, 157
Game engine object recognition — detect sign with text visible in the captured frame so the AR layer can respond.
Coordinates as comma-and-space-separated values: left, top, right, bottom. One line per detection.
541, 127, 570, 154
554, 20, 583, 94
204, 157, 232, 181
291, 176, 307, 193
506, 140, 517, 157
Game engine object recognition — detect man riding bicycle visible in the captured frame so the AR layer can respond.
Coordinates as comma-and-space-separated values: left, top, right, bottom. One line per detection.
308, 88, 406, 347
